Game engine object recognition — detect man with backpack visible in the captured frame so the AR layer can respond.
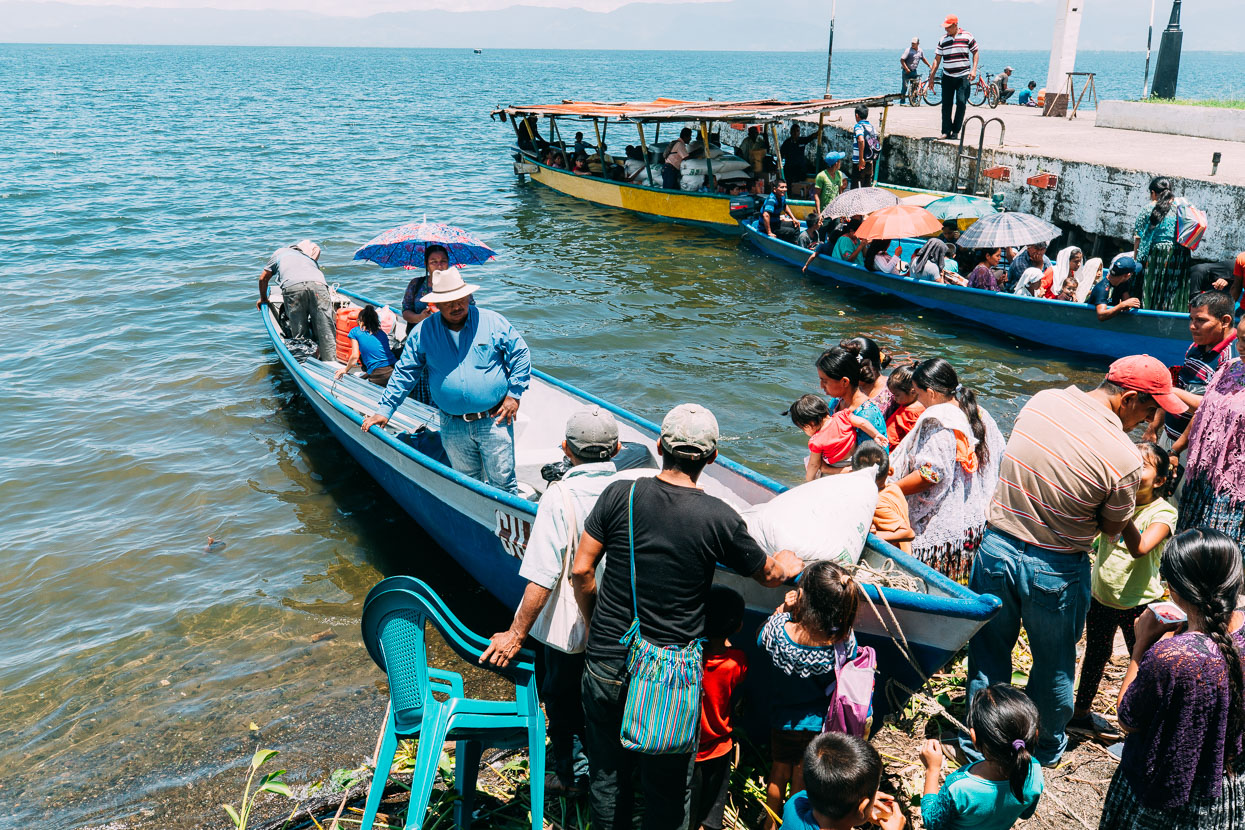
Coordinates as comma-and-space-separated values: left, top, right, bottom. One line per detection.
851, 105, 880, 190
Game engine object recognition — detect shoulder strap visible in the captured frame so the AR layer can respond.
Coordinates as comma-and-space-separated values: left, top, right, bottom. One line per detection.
627, 481, 639, 622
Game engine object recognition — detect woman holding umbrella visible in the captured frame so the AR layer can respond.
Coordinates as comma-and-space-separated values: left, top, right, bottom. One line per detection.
401, 244, 452, 329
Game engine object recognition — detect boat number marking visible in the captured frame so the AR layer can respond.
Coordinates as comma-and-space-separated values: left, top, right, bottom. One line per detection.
495, 510, 532, 558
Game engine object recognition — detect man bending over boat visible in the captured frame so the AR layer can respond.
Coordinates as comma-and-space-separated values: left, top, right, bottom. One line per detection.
360, 268, 530, 494
480, 406, 625, 794
257, 239, 336, 362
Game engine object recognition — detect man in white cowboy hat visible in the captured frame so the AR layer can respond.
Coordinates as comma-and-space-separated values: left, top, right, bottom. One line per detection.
257, 239, 336, 361
362, 267, 531, 494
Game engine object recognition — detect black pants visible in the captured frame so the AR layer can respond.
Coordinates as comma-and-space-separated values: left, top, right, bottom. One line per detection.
850, 161, 875, 189
1074, 598, 1142, 713
582, 655, 696, 830
941, 75, 970, 137
537, 645, 588, 783
661, 163, 681, 190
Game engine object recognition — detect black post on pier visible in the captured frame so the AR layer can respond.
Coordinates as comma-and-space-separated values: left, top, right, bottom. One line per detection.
1150, 0, 1184, 99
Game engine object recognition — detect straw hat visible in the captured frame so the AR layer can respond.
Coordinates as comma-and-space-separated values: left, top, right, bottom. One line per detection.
420, 267, 479, 303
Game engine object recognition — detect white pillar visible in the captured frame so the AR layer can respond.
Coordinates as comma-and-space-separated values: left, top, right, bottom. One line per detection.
1045, 0, 1084, 97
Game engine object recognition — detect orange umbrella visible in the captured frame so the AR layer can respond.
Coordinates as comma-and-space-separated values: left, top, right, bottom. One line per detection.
855, 204, 943, 241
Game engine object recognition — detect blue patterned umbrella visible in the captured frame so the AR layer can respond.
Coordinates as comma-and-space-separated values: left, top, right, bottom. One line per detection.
353, 220, 497, 268
924, 195, 995, 221
955, 211, 1060, 249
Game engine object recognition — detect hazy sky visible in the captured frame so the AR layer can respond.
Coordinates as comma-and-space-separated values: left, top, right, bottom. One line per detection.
12, 0, 724, 12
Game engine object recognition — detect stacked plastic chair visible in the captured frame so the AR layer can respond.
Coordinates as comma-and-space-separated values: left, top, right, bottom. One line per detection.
358, 575, 545, 829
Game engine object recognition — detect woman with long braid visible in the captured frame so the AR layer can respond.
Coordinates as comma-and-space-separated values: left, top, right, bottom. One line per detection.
1133, 175, 1192, 312
888, 358, 1004, 583
1099, 528, 1245, 829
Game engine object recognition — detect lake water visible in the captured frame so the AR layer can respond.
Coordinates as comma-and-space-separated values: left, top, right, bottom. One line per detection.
1, 45, 1235, 829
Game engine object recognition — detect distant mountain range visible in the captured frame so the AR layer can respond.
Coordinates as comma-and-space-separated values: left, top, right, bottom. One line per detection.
2, 0, 1239, 51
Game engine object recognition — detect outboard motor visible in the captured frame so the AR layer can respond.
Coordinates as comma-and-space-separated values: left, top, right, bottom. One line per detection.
729, 194, 761, 223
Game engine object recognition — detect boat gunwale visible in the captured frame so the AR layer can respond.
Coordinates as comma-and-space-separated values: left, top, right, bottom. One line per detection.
741, 219, 1189, 326
263, 287, 999, 621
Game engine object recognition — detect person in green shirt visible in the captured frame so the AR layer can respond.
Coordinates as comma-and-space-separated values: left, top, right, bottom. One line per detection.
1070, 441, 1176, 739
813, 152, 847, 215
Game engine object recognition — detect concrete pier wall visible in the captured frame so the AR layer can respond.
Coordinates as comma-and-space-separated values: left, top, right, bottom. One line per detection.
821, 123, 1245, 263
1097, 101, 1245, 142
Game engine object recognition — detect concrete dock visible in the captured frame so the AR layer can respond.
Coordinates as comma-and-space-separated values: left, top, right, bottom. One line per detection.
811, 103, 1244, 261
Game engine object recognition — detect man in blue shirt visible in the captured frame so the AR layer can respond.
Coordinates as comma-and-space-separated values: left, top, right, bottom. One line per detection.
1005, 241, 1052, 291
761, 180, 799, 240
1018, 81, 1038, 106
1086, 256, 1142, 321
362, 268, 531, 494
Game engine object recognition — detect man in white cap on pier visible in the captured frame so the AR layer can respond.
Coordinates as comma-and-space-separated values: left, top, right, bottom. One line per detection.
361, 267, 530, 494
257, 239, 336, 361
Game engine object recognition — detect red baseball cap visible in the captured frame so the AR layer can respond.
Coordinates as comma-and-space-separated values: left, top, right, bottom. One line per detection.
944, 14, 958, 26
1107, 355, 1186, 415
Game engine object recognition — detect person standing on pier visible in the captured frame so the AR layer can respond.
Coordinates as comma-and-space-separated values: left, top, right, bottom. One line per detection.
927, 14, 979, 140
899, 37, 930, 100
961, 357, 1184, 767
1133, 176, 1193, 312
361, 268, 530, 494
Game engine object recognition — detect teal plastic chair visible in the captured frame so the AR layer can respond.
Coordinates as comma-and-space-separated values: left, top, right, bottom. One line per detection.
358, 575, 545, 830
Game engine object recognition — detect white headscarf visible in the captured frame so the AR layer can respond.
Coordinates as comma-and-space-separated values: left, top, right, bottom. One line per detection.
1013, 267, 1045, 297
1076, 257, 1103, 303
1051, 246, 1081, 296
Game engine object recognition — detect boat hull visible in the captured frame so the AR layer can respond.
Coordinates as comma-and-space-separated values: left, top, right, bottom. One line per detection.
261, 291, 999, 723
743, 221, 1189, 364
519, 152, 947, 236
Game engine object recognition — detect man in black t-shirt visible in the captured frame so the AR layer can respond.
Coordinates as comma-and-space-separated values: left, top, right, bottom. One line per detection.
572, 404, 801, 830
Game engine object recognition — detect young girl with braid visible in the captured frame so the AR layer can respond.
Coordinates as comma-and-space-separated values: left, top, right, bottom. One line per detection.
1099, 528, 1245, 829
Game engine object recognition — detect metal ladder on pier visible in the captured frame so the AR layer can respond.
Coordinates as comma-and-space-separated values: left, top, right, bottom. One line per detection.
952, 116, 1005, 196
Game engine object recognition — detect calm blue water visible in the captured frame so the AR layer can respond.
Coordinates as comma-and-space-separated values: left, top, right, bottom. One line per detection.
0, 45, 1236, 829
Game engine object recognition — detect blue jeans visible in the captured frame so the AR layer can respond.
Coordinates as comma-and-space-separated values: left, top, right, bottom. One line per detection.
902, 69, 919, 97
961, 528, 1092, 766
437, 411, 517, 494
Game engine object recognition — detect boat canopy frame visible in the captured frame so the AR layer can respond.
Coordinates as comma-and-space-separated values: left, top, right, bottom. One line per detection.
495, 94, 900, 125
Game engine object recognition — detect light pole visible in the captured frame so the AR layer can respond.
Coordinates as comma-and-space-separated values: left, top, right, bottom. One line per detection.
1151, 0, 1184, 99
824, 0, 838, 98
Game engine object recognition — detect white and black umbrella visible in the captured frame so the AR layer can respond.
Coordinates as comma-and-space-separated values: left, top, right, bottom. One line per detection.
820, 186, 899, 219
955, 211, 1060, 249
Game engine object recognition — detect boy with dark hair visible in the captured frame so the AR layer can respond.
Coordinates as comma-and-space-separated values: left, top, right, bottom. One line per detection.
782, 733, 905, 829
851, 441, 914, 553
850, 106, 878, 191
1146, 289, 1238, 451
689, 585, 748, 830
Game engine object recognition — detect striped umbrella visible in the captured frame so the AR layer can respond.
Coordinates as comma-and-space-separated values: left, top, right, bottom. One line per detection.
955, 211, 1061, 249
353, 220, 497, 269
856, 205, 943, 241
820, 186, 899, 220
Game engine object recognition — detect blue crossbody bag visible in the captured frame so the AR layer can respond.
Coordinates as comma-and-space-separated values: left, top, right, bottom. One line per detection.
618, 481, 704, 755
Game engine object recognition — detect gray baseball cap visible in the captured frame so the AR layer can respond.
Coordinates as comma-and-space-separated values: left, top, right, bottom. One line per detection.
565, 406, 619, 460
660, 403, 719, 459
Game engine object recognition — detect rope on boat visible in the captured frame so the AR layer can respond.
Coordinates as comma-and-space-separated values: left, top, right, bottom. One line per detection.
842, 557, 925, 594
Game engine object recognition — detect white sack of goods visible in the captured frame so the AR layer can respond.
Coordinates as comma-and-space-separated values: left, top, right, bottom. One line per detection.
679, 173, 706, 192
741, 467, 878, 565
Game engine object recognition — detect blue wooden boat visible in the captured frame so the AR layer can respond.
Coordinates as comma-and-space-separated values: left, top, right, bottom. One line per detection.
741, 219, 1190, 365
260, 284, 1000, 721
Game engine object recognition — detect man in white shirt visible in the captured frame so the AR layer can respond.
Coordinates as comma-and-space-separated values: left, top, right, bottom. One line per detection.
480, 406, 625, 792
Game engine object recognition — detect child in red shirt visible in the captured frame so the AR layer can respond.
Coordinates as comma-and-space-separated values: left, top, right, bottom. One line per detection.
691, 585, 749, 830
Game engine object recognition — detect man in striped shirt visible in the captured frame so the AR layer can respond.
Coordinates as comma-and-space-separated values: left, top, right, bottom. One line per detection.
961, 355, 1185, 766
927, 14, 979, 139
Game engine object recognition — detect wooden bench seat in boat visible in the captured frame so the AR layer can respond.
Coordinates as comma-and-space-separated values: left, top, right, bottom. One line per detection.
302, 358, 438, 435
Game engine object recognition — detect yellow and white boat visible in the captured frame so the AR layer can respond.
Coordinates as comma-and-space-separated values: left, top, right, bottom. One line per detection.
493, 96, 945, 233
